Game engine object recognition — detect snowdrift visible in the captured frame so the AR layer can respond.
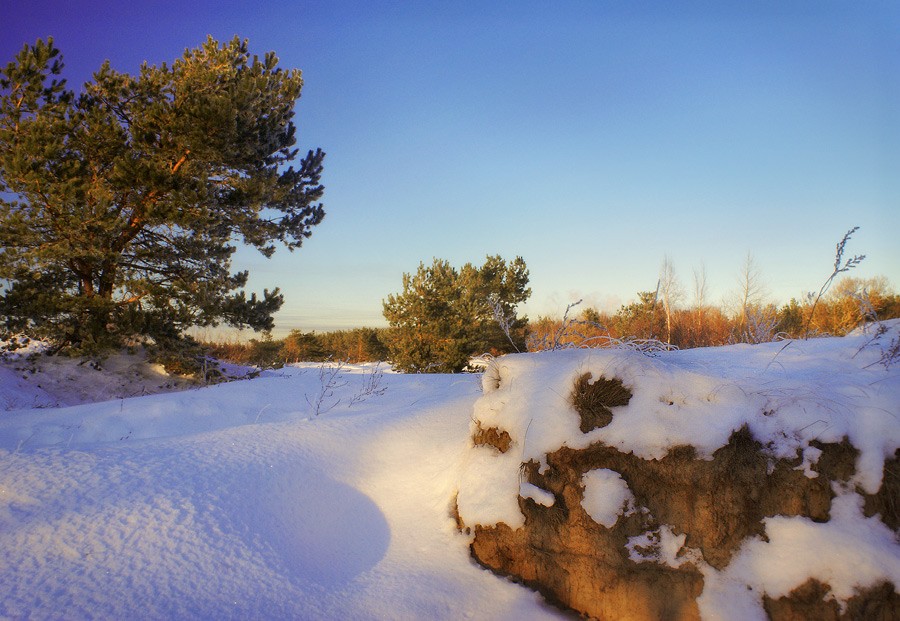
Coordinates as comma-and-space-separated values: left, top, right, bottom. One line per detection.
457, 323, 900, 619
1, 359, 559, 620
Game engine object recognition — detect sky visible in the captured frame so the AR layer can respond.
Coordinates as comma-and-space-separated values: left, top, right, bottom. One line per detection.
4, 0, 899, 335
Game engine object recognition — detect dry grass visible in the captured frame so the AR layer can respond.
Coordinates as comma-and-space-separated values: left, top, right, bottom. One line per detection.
570, 372, 633, 433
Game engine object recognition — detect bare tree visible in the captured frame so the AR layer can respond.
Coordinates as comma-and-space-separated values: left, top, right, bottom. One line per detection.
659, 256, 683, 344
733, 252, 767, 333
692, 262, 709, 340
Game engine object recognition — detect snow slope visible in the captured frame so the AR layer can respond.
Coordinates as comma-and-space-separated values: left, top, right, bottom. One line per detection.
1, 324, 899, 620
0, 360, 560, 620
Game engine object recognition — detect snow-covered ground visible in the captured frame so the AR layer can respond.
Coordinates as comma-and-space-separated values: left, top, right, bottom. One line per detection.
0, 351, 561, 620
1, 324, 899, 619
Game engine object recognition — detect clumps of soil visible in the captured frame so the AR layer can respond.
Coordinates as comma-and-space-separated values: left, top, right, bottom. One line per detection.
468, 428, 861, 619
470, 514, 704, 621
811, 438, 860, 482
472, 421, 512, 454
571, 372, 632, 433
864, 448, 900, 531
763, 579, 900, 620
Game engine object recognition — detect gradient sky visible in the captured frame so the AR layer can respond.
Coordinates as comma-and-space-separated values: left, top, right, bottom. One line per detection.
4, 1, 899, 335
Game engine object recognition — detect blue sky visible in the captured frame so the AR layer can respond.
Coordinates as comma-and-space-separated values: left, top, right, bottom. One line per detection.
4, 1, 899, 335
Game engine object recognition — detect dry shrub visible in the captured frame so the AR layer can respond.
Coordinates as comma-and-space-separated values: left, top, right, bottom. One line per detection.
204, 340, 252, 365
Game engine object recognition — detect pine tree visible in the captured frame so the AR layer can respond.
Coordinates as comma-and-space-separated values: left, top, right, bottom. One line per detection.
382, 255, 530, 372
0, 37, 325, 353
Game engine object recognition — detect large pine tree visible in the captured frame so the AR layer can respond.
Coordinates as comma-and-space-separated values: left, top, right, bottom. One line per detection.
0, 37, 324, 352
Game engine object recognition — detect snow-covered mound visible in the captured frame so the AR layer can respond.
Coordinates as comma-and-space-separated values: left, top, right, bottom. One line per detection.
456, 323, 900, 619
0, 341, 202, 409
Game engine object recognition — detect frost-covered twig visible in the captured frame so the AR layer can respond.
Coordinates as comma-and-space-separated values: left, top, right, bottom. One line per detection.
729, 305, 786, 345
306, 357, 347, 416
487, 294, 520, 353
804, 227, 865, 338
349, 363, 388, 406
857, 322, 900, 370
849, 288, 880, 334
527, 299, 601, 351
1, 395, 22, 411
526, 299, 677, 356
875, 336, 900, 369
254, 404, 271, 424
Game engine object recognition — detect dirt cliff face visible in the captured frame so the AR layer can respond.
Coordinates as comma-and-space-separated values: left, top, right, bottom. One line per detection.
763, 579, 900, 621
459, 371, 900, 621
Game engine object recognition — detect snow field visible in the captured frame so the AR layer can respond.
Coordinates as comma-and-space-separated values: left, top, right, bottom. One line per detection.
0, 366, 559, 620
2, 323, 899, 619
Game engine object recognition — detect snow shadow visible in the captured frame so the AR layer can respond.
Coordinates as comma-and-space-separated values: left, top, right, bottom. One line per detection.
247, 468, 391, 586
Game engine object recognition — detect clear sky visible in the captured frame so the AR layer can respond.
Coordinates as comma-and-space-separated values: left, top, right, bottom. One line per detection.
4, 1, 899, 336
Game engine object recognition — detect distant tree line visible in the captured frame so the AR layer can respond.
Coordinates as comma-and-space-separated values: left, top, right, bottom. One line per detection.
209, 273, 899, 370
528, 275, 900, 351
526, 232, 896, 352
207, 229, 897, 370
207, 327, 391, 368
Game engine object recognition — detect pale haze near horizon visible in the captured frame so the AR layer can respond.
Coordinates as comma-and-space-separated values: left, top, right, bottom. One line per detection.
4, 1, 898, 337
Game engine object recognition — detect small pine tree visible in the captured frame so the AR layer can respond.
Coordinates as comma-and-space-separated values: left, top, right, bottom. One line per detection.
382, 255, 530, 372
612, 292, 664, 340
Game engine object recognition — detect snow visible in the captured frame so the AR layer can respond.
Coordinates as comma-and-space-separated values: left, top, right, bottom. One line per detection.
0, 353, 557, 620
1, 323, 899, 619
519, 481, 555, 507
0, 342, 201, 408
458, 323, 900, 531
626, 525, 701, 569
580, 469, 635, 528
